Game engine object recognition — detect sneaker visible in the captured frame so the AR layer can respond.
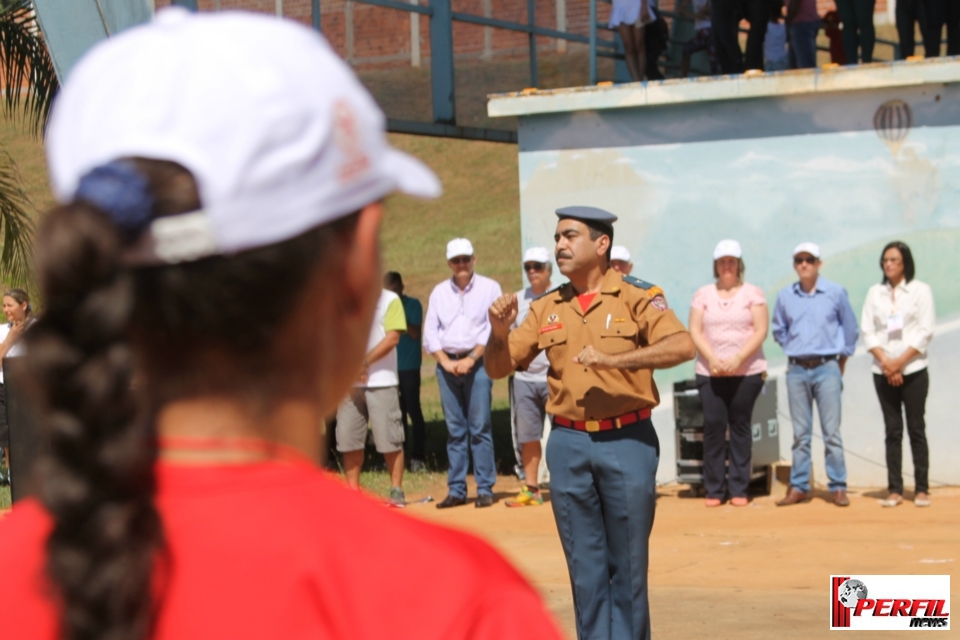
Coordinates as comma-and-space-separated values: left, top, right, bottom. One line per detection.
409, 459, 427, 473
388, 487, 406, 507
505, 486, 543, 507
513, 464, 526, 482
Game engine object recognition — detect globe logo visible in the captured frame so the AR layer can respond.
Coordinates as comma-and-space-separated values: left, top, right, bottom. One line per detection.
838, 579, 868, 608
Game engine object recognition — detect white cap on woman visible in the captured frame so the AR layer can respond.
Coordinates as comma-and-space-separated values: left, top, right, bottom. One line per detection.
713, 239, 742, 260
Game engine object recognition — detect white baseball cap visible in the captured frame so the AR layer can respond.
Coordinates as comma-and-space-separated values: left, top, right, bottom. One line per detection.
713, 239, 742, 260
522, 247, 550, 264
446, 238, 474, 260
793, 242, 821, 258
610, 246, 631, 262
45, 8, 441, 265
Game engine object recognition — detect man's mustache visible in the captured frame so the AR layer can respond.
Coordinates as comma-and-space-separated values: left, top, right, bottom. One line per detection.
556, 251, 573, 260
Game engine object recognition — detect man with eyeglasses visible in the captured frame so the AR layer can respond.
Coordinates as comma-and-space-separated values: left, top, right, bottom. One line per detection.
505, 247, 554, 507
772, 242, 859, 507
423, 238, 503, 508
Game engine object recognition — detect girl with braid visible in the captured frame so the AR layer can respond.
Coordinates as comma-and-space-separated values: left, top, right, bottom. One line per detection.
0, 9, 563, 640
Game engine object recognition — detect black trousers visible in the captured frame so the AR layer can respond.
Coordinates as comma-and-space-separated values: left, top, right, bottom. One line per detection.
712, 0, 744, 73
948, 0, 960, 54
836, 0, 877, 62
897, 0, 944, 58
645, 17, 667, 80
743, 0, 769, 70
0, 383, 7, 449
696, 373, 765, 499
873, 369, 929, 494
398, 369, 426, 462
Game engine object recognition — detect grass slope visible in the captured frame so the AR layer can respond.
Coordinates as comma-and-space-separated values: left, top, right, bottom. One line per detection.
382, 133, 523, 301
0, 123, 528, 496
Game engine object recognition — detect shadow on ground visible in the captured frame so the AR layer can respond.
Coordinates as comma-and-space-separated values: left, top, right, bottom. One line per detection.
328, 407, 521, 476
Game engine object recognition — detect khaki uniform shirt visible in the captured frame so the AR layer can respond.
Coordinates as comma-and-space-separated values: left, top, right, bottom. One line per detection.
508, 268, 688, 421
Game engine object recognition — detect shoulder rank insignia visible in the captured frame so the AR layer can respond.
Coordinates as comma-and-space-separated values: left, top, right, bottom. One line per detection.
622, 275, 669, 310
622, 274, 657, 290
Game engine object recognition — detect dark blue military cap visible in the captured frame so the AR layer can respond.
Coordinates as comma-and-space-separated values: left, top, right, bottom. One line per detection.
555, 206, 618, 230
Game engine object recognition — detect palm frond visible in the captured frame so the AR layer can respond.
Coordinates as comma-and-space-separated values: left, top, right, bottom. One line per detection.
0, 0, 59, 134
0, 149, 33, 289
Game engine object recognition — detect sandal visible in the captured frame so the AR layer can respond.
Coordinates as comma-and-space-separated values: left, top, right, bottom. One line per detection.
914, 493, 931, 507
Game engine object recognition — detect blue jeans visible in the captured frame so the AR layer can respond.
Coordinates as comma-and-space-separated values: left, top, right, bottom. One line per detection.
436, 359, 495, 498
786, 360, 847, 492
547, 421, 659, 640
788, 20, 820, 69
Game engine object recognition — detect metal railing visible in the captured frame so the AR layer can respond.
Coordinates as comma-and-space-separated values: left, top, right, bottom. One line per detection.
170, 0, 931, 143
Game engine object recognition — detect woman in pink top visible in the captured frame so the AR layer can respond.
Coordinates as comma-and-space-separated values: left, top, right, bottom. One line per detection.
689, 240, 768, 507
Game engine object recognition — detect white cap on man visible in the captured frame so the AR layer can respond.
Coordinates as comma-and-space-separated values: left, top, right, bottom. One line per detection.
446, 238, 474, 260
610, 245, 631, 262
793, 242, 821, 258
713, 239, 742, 260
523, 246, 550, 264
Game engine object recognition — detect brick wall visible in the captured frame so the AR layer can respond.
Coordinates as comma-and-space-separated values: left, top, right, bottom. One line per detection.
156, 0, 887, 69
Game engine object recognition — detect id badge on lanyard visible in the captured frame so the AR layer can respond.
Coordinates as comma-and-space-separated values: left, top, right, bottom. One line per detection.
887, 312, 904, 341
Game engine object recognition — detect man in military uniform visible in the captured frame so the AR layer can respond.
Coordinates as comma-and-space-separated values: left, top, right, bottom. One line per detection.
485, 206, 695, 640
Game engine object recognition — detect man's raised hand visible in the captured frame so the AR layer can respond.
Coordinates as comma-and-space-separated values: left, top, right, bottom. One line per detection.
489, 293, 518, 334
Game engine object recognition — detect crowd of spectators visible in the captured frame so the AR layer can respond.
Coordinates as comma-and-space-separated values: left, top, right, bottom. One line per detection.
621, 0, 960, 78
688, 239, 934, 508
335, 234, 934, 511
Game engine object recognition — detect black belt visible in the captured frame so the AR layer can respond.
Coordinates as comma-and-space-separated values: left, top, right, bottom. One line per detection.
789, 355, 839, 369
444, 350, 476, 360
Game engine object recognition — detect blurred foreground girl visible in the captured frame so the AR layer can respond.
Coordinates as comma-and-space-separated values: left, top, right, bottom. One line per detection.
0, 9, 563, 640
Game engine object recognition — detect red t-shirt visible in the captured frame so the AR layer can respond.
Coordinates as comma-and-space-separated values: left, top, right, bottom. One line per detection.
0, 460, 564, 639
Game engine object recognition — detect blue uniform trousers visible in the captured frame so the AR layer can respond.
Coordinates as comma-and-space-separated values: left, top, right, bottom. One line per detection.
547, 420, 659, 640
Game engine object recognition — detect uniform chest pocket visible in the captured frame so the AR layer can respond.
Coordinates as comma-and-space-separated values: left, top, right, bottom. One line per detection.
538, 324, 568, 350
600, 321, 639, 353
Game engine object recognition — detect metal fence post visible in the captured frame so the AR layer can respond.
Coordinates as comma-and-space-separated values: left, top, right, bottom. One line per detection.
589, 0, 597, 84
429, 0, 456, 124
527, 0, 538, 87
312, 0, 321, 31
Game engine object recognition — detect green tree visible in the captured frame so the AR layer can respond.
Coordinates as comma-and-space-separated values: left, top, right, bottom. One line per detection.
0, 0, 58, 288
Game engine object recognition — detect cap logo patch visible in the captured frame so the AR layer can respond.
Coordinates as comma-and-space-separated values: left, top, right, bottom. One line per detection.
334, 100, 371, 183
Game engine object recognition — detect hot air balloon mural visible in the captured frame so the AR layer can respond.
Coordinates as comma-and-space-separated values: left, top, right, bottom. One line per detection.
874, 99, 913, 158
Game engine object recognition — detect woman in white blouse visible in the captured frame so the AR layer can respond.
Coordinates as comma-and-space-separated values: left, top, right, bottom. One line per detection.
861, 242, 935, 508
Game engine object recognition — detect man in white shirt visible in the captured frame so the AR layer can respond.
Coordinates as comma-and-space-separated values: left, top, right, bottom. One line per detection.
423, 238, 503, 509
506, 247, 553, 507
336, 289, 408, 505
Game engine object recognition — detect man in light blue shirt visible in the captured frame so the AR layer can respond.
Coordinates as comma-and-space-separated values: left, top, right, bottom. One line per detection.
772, 242, 859, 507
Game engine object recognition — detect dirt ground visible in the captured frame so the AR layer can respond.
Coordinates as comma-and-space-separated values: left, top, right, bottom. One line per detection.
403, 475, 959, 639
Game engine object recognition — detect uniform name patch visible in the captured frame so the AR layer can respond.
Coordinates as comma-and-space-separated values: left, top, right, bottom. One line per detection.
540, 323, 563, 334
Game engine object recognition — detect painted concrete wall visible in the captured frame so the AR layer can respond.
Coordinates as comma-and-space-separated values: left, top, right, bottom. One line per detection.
652, 319, 960, 489
493, 60, 960, 487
